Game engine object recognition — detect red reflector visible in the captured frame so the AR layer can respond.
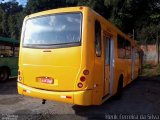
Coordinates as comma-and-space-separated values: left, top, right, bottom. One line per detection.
66, 96, 72, 99
77, 82, 83, 88
18, 76, 22, 81
23, 90, 26, 92
83, 70, 89, 75
80, 76, 85, 82
18, 71, 20, 75
79, 6, 83, 10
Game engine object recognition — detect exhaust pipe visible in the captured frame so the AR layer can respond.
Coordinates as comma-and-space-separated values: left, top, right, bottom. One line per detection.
42, 99, 46, 104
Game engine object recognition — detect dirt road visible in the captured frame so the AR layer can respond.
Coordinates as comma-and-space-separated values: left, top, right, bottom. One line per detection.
0, 77, 160, 120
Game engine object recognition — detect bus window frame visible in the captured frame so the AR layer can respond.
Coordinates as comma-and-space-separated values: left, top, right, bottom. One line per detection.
125, 39, 131, 59
118, 34, 132, 59
117, 35, 125, 59
0, 42, 19, 58
95, 20, 102, 57
22, 12, 83, 49
105, 37, 111, 65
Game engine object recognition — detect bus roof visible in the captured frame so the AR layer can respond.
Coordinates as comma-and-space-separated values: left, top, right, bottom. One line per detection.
0, 37, 19, 44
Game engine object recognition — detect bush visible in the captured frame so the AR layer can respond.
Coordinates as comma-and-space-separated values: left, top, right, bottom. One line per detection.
156, 64, 160, 75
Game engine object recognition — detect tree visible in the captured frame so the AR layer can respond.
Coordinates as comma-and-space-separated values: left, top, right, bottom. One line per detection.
133, 0, 160, 43
0, 7, 4, 35
0, 1, 23, 39
0, 0, 159, 44
78, 0, 107, 17
104, 0, 135, 33
24, 0, 77, 15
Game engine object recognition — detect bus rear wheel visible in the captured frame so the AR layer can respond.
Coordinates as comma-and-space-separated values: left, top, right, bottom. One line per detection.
114, 76, 123, 99
0, 68, 9, 82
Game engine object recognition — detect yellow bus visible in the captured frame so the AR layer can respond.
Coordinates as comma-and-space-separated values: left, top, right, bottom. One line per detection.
17, 6, 142, 106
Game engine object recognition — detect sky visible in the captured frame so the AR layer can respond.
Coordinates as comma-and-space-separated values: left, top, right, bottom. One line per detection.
0, 0, 27, 6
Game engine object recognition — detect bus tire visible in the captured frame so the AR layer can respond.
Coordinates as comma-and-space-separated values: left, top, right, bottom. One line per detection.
114, 75, 123, 99
0, 68, 10, 82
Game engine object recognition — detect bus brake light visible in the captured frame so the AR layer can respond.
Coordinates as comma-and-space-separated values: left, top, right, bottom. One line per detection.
83, 70, 89, 75
77, 82, 83, 88
79, 6, 83, 10
18, 76, 22, 82
18, 71, 20, 75
80, 76, 86, 82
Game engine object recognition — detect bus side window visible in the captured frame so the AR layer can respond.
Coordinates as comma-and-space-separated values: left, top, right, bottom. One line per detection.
95, 21, 101, 57
125, 40, 131, 59
14, 47, 19, 57
118, 35, 125, 58
105, 38, 110, 65
135, 51, 139, 59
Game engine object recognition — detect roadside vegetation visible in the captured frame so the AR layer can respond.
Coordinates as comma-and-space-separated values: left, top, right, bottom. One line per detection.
141, 63, 160, 77
0, 0, 159, 44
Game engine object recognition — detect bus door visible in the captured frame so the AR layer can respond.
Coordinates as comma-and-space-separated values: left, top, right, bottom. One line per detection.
131, 47, 135, 80
103, 35, 114, 96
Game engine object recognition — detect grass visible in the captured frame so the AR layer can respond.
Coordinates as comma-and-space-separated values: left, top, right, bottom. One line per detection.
141, 63, 160, 77
157, 64, 160, 75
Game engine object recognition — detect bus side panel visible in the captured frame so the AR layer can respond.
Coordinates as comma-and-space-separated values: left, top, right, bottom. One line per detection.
74, 8, 95, 92
111, 35, 121, 95
0, 57, 18, 77
113, 34, 127, 94
10, 57, 18, 77
134, 49, 140, 79
135, 59, 139, 78
92, 16, 104, 105
126, 59, 132, 84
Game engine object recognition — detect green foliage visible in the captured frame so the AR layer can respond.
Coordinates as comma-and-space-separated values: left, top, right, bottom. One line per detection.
133, 0, 160, 44
143, 63, 153, 69
157, 64, 160, 75
0, 1, 23, 39
25, 0, 77, 14
142, 64, 160, 77
0, 0, 159, 43
137, 24, 160, 44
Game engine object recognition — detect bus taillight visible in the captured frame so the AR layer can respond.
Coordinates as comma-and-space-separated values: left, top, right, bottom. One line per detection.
18, 76, 22, 82
80, 76, 86, 82
66, 96, 72, 99
79, 6, 83, 10
18, 71, 20, 75
77, 82, 83, 88
83, 70, 89, 75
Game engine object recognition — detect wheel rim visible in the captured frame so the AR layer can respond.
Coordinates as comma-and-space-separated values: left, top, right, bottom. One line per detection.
0, 70, 8, 81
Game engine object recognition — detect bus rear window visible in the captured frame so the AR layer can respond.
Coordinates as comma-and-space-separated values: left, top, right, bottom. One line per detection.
23, 13, 82, 48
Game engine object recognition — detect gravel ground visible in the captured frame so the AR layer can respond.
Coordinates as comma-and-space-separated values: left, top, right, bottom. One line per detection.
0, 77, 160, 120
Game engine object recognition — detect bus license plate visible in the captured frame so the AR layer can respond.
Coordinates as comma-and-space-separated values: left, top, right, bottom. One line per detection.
41, 78, 53, 84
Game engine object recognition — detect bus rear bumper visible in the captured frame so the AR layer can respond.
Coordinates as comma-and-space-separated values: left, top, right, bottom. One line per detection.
17, 83, 92, 106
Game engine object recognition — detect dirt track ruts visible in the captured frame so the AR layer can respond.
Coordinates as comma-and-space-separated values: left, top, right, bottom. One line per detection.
0, 77, 160, 120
